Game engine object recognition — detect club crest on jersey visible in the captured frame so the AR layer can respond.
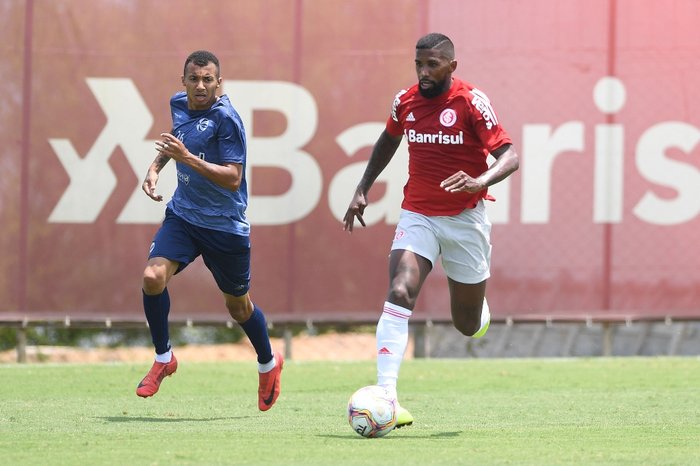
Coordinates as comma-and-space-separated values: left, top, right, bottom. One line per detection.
439, 108, 457, 127
196, 118, 211, 132
470, 88, 499, 130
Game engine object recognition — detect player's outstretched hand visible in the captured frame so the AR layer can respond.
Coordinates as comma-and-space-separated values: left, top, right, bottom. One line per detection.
440, 170, 484, 193
142, 170, 162, 201
343, 192, 368, 232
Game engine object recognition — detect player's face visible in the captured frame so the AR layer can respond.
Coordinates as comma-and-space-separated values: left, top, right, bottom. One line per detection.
182, 62, 221, 111
415, 49, 456, 98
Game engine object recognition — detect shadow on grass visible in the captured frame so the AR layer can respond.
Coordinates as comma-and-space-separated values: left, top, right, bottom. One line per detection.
321, 431, 463, 439
99, 415, 250, 423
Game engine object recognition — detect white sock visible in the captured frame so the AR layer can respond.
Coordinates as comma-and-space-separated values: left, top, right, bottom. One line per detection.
376, 302, 411, 395
258, 352, 277, 373
155, 349, 172, 363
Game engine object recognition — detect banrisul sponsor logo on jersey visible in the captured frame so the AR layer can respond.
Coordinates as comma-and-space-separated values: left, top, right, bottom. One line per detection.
405, 129, 464, 145
405, 108, 462, 144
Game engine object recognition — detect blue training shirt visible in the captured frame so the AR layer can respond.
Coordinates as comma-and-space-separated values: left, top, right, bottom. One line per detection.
166, 92, 250, 236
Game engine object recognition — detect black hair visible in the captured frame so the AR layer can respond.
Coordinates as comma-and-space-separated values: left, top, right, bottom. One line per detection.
183, 50, 220, 77
416, 33, 455, 59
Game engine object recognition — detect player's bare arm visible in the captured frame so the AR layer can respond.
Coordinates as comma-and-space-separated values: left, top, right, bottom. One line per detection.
343, 130, 402, 232
142, 153, 171, 201
440, 143, 520, 193
156, 132, 244, 192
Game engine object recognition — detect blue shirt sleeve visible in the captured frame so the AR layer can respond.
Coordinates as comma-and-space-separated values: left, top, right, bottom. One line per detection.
217, 110, 246, 165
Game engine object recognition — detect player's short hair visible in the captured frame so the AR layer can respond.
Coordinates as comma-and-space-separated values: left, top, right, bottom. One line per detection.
416, 33, 455, 60
184, 50, 220, 77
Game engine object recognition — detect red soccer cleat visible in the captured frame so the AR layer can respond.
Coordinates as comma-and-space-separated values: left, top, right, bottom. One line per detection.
258, 352, 284, 411
136, 353, 178, 398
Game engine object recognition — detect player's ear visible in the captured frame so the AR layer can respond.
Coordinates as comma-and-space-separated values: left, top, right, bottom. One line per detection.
217, 77, 222, 88
450, 60, 457, 72
181, 75, 186, 86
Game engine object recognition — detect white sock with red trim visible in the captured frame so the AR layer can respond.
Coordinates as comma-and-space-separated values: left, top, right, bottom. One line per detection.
376, 301, 412, 398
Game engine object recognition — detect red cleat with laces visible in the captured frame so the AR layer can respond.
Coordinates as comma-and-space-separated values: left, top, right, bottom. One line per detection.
136, 353, 178, 398
258, 352, 284, 411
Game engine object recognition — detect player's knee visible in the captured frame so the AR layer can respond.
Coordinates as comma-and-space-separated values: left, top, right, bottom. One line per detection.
387, 284, 416, 309
142, 268, 167, 295
226, 296, 253, 323
228, 306, 250, 323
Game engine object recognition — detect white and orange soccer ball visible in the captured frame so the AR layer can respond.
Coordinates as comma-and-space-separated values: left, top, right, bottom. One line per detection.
347, 385, 397, 438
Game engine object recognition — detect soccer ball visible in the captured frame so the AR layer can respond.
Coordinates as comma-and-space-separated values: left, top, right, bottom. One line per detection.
347, 385, 397, 438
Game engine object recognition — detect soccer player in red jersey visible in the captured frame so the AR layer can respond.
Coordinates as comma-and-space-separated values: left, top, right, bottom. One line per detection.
343, 33, 519, 427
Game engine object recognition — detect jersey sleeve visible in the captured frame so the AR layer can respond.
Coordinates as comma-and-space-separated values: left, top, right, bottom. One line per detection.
466, 88, 512, 152
385, 89, 408, 137
385, 115, 403, 136
217, 113, 246, 164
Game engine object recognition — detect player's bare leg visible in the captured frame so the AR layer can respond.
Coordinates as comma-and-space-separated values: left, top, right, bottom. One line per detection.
377, 249, 431, 427
447, 278, 490, 338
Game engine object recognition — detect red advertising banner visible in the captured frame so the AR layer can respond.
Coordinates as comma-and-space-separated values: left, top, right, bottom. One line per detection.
2, 0, 699, 324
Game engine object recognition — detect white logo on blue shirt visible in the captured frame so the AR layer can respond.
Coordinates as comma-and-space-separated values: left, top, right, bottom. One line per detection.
196, 118, 211, 132
177, 170, 190, 185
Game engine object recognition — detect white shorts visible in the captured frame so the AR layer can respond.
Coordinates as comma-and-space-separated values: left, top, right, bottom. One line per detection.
391, 201, 492, 284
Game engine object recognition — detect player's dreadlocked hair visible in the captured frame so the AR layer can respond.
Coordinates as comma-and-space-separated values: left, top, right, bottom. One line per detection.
184, 50, 220, 77
416, 33, 455, 59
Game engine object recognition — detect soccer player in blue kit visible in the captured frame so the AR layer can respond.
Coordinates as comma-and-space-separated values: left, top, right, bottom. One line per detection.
136, 50, 283, 411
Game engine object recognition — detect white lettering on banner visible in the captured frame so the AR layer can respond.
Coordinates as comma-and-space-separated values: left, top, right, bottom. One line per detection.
592, 76, 626, 224
634, 122, 700, 224
226, 80, 322, 225
521, 122, 585, 223
48, 78, 176, 223
328, 123, 408, 224
520, 77, 700, 225
47, 77, 700, 226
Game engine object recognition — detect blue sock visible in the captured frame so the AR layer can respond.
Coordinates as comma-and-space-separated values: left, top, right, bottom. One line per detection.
143, 289, 171, 355
240, 306, 273, 364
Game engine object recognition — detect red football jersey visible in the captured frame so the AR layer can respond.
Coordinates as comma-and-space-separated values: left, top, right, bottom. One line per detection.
385, 77, 512, 216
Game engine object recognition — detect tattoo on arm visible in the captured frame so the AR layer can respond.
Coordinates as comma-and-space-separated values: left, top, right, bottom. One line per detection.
154, 154, 170, 172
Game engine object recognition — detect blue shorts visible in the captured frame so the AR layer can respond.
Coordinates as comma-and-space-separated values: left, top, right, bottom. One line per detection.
148, 209, 250, 296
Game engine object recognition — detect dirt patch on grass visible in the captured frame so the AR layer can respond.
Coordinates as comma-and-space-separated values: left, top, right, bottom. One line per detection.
0, 333, 414, 364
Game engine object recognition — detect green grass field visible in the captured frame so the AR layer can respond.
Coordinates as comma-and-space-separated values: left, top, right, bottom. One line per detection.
1, 357, 699, 465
